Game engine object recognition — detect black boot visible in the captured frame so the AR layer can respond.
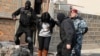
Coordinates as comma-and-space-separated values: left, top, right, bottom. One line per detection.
14, 37, 20, 45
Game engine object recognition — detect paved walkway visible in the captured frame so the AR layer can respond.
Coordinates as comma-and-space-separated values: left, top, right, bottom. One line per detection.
34, 48, 100, 56
81, 49, 100, 56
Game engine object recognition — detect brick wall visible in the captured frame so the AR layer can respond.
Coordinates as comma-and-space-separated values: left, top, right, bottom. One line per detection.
0, 0, 19, 41
0, 0, 20, 18
80, 13, 100, 49
0, 19, 16, 41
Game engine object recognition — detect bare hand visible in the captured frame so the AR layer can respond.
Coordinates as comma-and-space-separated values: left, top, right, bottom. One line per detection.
13, 17, 17, 20
66, 44, 71, 49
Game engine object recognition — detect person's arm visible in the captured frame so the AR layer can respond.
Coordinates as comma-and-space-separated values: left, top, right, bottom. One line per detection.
79, 19, 88, 35
63, 22, 74, 44
31, 9, 38, 25
31, 8, 41, 26
12, 8, 21, 20
62, 20, 75, 49
51, 18, 60, 27
55, 21, 60, 26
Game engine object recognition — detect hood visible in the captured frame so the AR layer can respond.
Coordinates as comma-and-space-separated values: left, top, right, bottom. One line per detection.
57, 13, 66, 23
25, 0, 31, 10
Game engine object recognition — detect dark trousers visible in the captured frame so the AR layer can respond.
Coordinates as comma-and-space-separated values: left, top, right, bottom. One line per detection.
56, 42, 72, 56
38, 36, 51, 51
34, 3, 42, 14
72, 34, 83, 56
15, 25, 34, 54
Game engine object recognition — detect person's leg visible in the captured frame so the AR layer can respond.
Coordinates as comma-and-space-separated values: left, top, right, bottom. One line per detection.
71, 36, 77, 56
62, 48, 72, 56
38, 36, 44, 56
43, 37, 51, 56
74, 35, 83, 56
15, 25, 23, 45
25, 29, 34, 43
61, 42, 72, 56
35, 3, 42, 14
62, 49, 72, 56
56, 42, 63, 56
32, 29, 36, 45
25, 28, 33, 56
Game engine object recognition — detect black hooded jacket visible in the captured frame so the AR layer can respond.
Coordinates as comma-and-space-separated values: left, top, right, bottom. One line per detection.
57, 13, 76, 44
12, 1, 36, 27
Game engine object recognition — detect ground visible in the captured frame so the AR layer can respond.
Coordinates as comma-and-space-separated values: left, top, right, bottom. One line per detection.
0, 41, 100, 56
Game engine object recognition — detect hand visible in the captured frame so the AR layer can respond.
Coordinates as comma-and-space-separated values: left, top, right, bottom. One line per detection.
66, 44, 71, 49
13, 17, 17, 20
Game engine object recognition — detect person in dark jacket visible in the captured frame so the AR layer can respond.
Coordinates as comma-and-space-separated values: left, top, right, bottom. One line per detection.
37, 12, 56, 56
12, 1, 36, 56
56, 13, 76, 56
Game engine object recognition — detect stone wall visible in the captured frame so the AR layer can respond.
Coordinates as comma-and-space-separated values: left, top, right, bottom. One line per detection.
0, 0, 21, 18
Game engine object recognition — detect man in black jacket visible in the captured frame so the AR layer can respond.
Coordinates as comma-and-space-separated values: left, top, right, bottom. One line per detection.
56, 13, 76, 56
12, 1, 36, 56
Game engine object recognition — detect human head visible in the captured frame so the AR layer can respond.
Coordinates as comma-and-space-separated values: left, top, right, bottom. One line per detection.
70, 9, 78, 18
25, 0, 31, 10
57, 13, 66, 23
41, 12, 51, 22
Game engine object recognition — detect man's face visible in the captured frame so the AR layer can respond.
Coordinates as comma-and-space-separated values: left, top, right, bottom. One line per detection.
70, 11, 77, 18
25, 1, 31, 9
